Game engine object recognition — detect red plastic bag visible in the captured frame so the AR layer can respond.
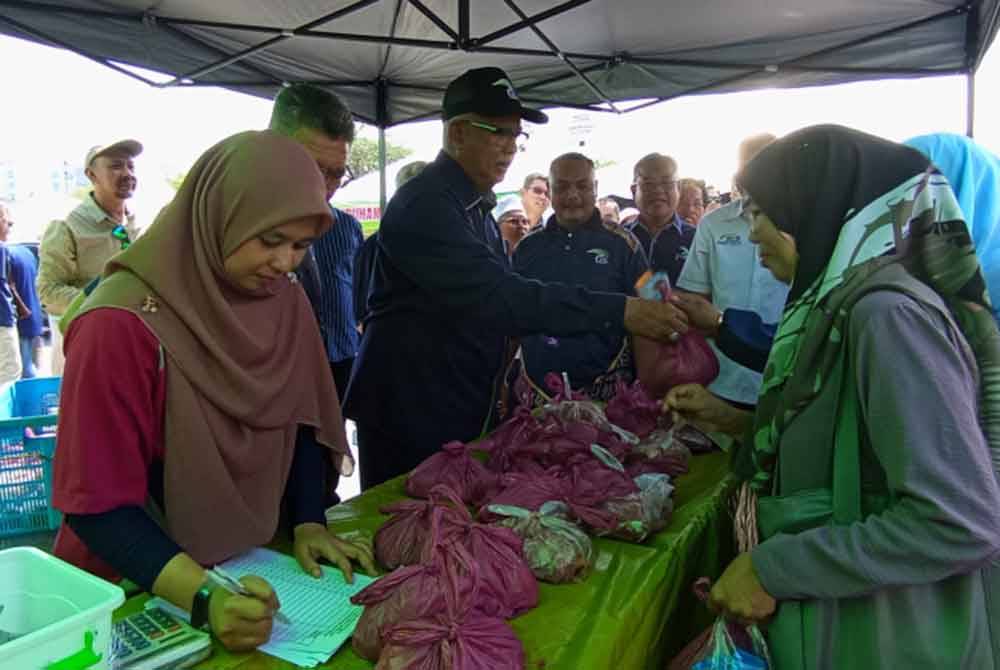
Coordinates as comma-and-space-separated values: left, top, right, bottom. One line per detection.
376, 551, 524, 670
406, 441, 499, 505
637, 273, 720, 398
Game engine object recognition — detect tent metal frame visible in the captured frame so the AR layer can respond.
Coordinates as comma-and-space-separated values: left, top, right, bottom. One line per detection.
1, 0, 997, 205
0, 0, 993, 128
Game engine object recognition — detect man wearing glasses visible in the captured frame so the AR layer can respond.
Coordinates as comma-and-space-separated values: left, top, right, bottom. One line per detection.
37, 139, 141, 374
626, 153, 694, 286
344, 67, 690, 489
269, 84, 361, 406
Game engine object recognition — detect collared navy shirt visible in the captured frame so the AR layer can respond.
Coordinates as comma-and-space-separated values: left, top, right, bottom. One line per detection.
344, 151, 627, 465
514, 209, 649, 391
626, 213, 695, 287
312, 207, 364, 362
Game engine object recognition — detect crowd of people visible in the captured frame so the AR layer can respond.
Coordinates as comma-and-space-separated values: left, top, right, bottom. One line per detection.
2, 62, 999, 667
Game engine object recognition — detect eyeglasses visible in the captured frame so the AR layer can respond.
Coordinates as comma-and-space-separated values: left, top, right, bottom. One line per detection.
634, 178, 678, 193
528, 186, 549, 197
466, 121, 530, 143
111, 225, 131, 250
318, 163, 354, 189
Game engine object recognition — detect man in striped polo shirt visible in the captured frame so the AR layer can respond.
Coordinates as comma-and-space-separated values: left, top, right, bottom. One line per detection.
270, 84, 363, 400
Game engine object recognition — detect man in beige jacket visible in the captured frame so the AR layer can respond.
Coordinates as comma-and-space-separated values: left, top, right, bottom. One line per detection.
36, 139, 141, 373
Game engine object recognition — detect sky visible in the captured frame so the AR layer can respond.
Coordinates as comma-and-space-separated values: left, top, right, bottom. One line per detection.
1, 31, 998, 240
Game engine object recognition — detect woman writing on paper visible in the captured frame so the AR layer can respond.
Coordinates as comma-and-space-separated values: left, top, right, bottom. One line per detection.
51, 131, 376, 652
704, 125, 1000, 667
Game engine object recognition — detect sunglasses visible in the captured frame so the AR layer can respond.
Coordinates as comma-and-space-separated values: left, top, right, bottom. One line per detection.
111, 225, 131, 250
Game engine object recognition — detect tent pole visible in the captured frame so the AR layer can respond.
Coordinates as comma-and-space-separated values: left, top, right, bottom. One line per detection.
378, 128, 387, 212
966, 70, 976, 138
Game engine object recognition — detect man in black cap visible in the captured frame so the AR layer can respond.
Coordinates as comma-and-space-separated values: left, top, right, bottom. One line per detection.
343, 67, 688, 489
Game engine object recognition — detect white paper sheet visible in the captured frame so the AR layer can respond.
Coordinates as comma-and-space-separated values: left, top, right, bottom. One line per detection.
147, 547, 375, 667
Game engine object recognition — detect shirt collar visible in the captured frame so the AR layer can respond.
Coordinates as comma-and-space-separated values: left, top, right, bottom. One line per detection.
81, 192, 132, 227
634, 212, 686, 238
434, 150, 497, 213
545, 207, 602, 233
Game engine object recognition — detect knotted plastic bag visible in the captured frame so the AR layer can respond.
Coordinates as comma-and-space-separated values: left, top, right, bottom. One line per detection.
625, 427, 692, 478
637, 272, 720, 398
668, 578, 772, 670
488, 501, 593, 583
605, 379, 664, 438
670, 618, 771, 670
351, 541, 477, 662
374, 488, 470, 570
376, 542, 525, 670
428, 485, 539, 619
406, 440, 498, 505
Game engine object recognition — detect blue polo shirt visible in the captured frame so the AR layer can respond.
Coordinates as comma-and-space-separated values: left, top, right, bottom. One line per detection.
344, 152, 627, 468
7, 244, 44, 338
626, 214, 695, 287
513, 209, 648, 391
0, 244, 16, 328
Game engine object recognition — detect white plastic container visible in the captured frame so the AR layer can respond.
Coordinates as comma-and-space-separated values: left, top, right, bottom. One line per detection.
0, 546, 125, 669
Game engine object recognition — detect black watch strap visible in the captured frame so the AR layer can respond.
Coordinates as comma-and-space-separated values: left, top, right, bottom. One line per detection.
190, 583, 214, 632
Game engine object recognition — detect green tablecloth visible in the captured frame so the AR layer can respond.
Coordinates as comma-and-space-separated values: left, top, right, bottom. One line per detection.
116, 450, 736, 670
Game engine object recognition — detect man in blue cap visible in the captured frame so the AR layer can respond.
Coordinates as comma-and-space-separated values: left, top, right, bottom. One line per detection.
344, 67, 688, 489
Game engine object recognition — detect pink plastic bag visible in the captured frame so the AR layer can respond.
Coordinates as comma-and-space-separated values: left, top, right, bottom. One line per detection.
625, 428, 692, 478
488, 502, 594, 583
481, 471, 620, 533
351, 542, 477, 662
406, 441, 498, 505
374, 498, 437, 570
376, 544, 525, 670
422, 485, 538, 619
374, 492, 471, 570
637, 274, 720, 398
605, 379, 664, 438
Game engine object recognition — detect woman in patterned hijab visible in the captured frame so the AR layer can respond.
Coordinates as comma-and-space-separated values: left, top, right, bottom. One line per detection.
709, 125, 1000, 669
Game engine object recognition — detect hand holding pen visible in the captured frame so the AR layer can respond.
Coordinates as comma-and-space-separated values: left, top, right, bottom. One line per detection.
206, 566, 292, 626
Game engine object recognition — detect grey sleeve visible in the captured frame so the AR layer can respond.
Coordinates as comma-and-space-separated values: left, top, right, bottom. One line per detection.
752, 291, 1000, 600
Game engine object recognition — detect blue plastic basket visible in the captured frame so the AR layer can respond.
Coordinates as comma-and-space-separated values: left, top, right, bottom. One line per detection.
0, 377, 61, 537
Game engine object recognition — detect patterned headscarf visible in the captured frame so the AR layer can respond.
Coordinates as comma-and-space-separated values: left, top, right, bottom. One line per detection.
906, 133, 1000, 321
738, 125, 1000, 496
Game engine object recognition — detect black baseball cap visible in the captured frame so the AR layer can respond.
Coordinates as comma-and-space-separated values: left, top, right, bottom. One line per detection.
442, 67, 548, 124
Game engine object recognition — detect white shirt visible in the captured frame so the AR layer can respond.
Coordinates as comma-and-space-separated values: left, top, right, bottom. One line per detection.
676, 200, 789, 404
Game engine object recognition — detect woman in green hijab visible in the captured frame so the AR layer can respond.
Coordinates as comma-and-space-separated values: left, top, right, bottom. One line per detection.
708, 125, 1000, 668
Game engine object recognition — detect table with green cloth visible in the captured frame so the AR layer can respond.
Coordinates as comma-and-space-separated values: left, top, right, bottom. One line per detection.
114, 450, 736, 670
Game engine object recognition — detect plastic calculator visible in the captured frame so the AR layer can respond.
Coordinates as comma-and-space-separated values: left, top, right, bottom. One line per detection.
111, 606, 212, 669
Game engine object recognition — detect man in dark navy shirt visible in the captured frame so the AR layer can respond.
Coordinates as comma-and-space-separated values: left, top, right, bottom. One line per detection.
513, 152, 655, 399
343, 67, 689, 489
626, 153, 696, 286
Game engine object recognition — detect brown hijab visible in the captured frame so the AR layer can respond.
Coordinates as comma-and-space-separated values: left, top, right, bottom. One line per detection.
74, 130, 350, 564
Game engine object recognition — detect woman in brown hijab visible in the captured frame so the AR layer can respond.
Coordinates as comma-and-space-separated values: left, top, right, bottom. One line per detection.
52, 130, 375, 651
